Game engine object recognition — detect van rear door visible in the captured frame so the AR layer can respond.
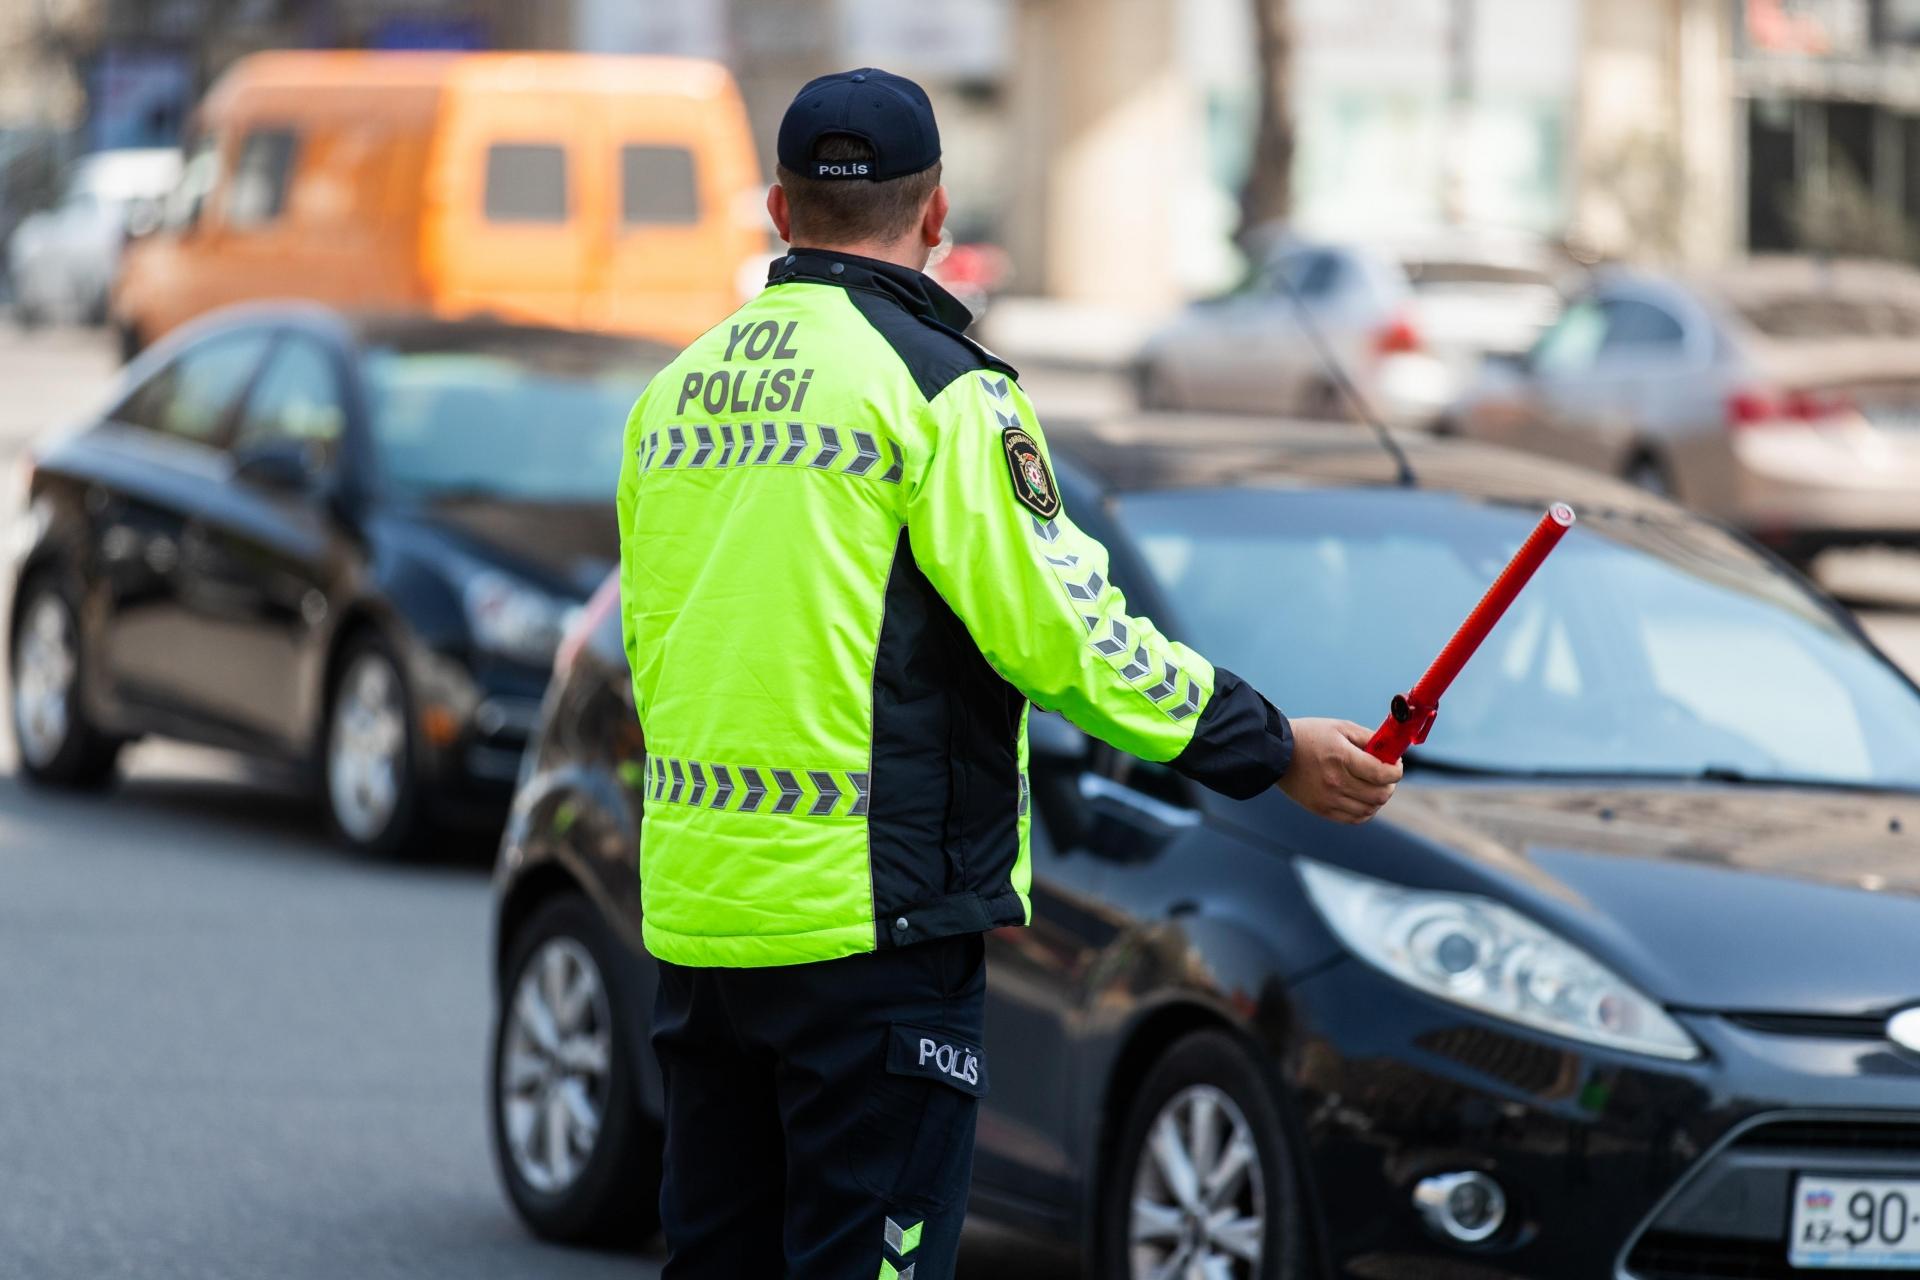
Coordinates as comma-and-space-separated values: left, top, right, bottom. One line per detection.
594, 89, 762, 345
425, 85, 598, 330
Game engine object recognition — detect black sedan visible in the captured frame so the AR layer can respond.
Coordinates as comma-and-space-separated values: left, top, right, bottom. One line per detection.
489, 420, 1920, 1277
7, 303, 665, 855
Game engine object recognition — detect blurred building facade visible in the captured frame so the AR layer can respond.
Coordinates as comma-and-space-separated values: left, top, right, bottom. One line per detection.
7, 0, 1920, 309
1739, 0, 1920, 260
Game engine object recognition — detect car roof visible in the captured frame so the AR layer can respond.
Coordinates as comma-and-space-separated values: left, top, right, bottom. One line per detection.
1052, 413, 1673, 519
161, 301, 676, 363
344, 312, 677, 362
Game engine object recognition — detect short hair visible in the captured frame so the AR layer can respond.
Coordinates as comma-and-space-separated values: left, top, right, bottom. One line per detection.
775, 134, 942, 246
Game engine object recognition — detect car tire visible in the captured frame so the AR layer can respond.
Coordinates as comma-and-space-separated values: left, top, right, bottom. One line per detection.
1100, 1029, 1308, 1280
491, 894, 661, 1247
320, 633, 424, 857
8, 571, 121, 788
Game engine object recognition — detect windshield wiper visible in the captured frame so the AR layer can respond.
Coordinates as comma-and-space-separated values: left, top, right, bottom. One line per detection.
1403, 752, 1913, 794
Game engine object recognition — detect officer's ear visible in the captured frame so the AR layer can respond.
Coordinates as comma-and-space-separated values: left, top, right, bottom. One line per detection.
920, 184, 949, 249
767, 183, 793, 244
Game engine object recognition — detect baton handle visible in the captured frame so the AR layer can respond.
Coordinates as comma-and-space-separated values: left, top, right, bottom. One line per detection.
1365, 502, 1575, 764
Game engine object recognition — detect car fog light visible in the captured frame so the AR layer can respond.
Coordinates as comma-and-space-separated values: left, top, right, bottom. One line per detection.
1413, 1170, 1507, 1244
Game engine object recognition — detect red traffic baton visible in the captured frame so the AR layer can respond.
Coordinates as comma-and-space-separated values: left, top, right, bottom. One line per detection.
1365, 503, 1576, 764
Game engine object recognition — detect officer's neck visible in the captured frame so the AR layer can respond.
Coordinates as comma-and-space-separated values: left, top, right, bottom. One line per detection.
788, 239, 931, 275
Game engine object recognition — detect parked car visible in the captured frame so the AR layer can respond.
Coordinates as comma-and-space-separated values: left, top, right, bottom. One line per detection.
113, 51, 764, 360
1135, 230, 1573, 427
6, 147, 180, 327
1447, 256, 1920, 563
488, 418, 1920, 1276
7, 303, 666, 855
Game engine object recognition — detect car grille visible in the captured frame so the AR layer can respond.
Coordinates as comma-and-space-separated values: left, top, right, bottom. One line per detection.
1724, 1012, 1889, 1040
1623, 1117, 1920, 1280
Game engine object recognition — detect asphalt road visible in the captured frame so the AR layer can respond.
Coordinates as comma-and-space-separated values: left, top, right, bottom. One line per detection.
0, 321, 1057, 1279
8, 320, 1920, 1280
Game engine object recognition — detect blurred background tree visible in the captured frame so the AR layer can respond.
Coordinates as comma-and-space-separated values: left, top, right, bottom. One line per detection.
1238, 0, 1294, 245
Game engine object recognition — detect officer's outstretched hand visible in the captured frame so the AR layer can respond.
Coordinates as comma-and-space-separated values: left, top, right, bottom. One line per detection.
1278, 718, 1402, 824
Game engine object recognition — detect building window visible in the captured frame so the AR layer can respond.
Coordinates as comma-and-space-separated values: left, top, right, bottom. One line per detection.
620, 144, 700, 226
484, 143, 569, 223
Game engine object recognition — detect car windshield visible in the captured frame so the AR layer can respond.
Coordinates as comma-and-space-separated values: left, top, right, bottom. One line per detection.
365, 345, 655, 502
1120, 488, 1920, 787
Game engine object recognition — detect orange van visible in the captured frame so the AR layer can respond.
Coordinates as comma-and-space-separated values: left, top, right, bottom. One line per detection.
113, 51, 767, 355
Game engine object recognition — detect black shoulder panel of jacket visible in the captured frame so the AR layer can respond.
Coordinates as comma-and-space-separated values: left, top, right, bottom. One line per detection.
844, 286, 1019, 402
1169, 666, 1294, 800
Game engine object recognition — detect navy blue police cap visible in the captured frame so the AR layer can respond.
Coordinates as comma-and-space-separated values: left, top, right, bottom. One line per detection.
777, 68, 941, 181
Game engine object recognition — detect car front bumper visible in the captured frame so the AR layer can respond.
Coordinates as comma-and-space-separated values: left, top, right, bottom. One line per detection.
1286, 958, 1920, 1279
404, 644, 549, 815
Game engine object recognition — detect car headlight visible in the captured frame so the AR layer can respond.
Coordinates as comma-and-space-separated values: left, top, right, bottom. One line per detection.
1298, 858, 1700, 1061
463, 572, 578, 665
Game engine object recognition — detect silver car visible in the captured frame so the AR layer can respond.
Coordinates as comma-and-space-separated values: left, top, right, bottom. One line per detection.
1135, 231, 1571, 427
1448, 257, 1920, 561
7, 148, 180, 328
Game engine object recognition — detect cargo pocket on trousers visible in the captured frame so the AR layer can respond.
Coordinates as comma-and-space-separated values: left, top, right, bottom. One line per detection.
847, 1023, 988, 1216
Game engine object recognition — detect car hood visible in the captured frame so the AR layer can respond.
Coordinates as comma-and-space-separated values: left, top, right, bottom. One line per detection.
1363, 781, 1920, 1015
405, 496, 616, 596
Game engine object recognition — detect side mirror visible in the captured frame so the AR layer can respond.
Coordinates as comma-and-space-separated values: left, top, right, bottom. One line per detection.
232, 440, 319, 493
123, 198, 162, 241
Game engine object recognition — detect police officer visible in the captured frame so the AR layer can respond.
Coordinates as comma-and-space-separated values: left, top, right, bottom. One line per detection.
615, 68, 1401, 1279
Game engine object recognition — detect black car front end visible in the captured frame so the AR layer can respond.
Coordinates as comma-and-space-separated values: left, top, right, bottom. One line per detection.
1284, 947, 1920, 1278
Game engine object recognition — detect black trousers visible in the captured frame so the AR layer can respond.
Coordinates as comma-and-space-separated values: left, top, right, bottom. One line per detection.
653, 933, 988, 1279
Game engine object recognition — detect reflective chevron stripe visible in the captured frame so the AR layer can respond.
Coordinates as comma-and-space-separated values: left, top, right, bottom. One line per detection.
778, 423, 808, 465
807, 770, 840, 815
689, 425, 715, 467
847, 430, 881, 476
737, 766, 768, 811
708, 764, 734, 809
644, 756, 871, 818
1026, 514, 1208, 723
641, 421, 903, 483
753, 422, 781, 464
811, 425, 843, 470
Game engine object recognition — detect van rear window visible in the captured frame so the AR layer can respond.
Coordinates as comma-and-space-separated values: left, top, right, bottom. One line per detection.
484, 144, 569, 223
621, 145, 699, 225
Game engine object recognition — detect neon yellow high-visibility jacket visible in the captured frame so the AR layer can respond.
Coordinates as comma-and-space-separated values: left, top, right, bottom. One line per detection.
617, 249, 1293, 967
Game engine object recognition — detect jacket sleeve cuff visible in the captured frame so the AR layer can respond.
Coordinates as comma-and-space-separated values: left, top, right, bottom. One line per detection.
1168, 666, 1294, 800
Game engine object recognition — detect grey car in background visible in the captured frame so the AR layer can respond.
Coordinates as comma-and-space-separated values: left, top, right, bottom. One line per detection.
1134, 230, 1572, 427
1447, 257, 1920, 562
6, 148, 181, 328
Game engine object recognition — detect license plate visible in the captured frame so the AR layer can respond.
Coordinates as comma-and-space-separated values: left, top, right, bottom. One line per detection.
1791, 1175, 1920, 1269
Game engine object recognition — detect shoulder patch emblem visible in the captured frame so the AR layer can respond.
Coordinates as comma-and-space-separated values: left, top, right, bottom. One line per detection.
1001, 425, 1060, 520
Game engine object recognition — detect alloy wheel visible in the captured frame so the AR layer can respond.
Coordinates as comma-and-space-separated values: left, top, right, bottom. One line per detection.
1130, 1083, 1267, 1280
500, 937, 614, 1195
13, 593, 77, 769
326, 653, 406, 843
